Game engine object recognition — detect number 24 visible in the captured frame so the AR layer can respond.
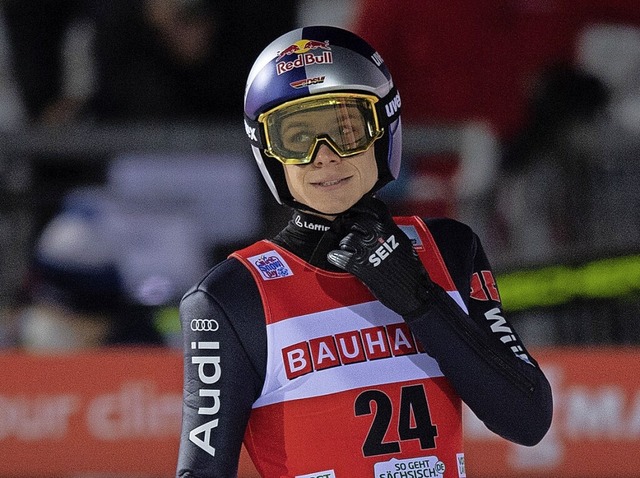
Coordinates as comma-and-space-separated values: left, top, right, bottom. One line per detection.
354, 384, 438, 457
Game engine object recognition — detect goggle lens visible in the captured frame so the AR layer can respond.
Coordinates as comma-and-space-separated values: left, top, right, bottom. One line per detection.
259, 94, 383, 165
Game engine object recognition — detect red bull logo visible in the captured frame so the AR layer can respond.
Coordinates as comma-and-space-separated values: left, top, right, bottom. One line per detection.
275, 39, 333, 76
276, 39, 331, 61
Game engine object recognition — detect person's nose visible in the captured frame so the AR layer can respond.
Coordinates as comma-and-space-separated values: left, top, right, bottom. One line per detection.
312, 143, 341, 167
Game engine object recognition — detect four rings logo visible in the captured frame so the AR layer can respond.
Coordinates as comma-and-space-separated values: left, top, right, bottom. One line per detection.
190, 319, 219, 332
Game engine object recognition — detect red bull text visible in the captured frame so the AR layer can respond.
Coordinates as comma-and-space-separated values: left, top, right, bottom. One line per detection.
276, 39, 333, 76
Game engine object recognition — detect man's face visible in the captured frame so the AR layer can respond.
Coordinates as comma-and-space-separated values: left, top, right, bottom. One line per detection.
270, 96, 380, 216
283, 144, 378, 217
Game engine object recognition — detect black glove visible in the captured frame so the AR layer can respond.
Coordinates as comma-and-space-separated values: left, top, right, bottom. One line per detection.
327, 196, 434, 317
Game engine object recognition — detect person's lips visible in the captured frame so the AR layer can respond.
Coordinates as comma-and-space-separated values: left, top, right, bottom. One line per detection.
311, 175, 353, 187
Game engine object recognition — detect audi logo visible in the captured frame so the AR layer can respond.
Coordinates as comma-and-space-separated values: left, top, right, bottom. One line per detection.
190, 319, 219, 332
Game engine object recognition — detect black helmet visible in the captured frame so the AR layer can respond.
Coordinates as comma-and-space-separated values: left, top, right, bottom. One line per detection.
243, 25, 402, 209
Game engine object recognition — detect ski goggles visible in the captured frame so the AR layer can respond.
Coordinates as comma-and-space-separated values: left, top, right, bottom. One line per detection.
257, 93, 385, 165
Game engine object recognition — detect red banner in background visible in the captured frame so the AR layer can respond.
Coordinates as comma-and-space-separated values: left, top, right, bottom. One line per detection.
0, 349, 183, 477
1, 347, 639, 477
465, 347, 640, 478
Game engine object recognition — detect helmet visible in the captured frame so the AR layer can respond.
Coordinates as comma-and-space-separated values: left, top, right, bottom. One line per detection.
243, 25, 402, 209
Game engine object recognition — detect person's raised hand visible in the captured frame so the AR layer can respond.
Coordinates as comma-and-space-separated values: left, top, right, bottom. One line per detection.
327, 196, 433, 317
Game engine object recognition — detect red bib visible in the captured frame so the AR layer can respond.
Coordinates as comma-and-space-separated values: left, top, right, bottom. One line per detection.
232, 217, 466, 478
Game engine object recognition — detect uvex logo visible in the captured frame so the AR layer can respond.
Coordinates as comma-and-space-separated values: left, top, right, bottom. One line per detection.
244, 119, 257, 141
369, 234, 399, 267
371, 51, 383, 67
385, 91, 401, 118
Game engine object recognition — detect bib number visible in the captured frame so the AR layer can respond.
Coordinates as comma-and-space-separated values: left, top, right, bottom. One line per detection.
354, 384, 438, 457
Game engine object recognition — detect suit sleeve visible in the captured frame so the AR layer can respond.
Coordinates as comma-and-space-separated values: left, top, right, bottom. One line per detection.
176, 259, 266, 478
406, 219, 553, 446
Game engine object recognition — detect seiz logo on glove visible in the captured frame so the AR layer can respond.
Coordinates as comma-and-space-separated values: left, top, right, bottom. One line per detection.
327, 196, 434, 317
369, 234, 399, 266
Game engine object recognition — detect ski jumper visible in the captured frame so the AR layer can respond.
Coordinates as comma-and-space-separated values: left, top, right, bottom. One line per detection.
232, 217, 465, 478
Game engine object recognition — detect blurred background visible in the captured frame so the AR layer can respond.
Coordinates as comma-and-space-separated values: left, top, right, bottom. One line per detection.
0, 0, 639, 477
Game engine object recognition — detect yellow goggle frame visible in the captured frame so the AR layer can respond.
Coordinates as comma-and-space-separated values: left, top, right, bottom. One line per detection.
257, 93, 384, 165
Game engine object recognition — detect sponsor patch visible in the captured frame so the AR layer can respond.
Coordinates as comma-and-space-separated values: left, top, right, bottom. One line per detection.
275, 39, 333, 76
384, 90, 402, 118
398, 225, 424, 250
282, 322, 422, 380
248, 250, 292, 280
295, 469, 336, 478
190, 319, 219, 332
457, 453, 466, 478
374, 456, 445, 478
290, 75, 326, 89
